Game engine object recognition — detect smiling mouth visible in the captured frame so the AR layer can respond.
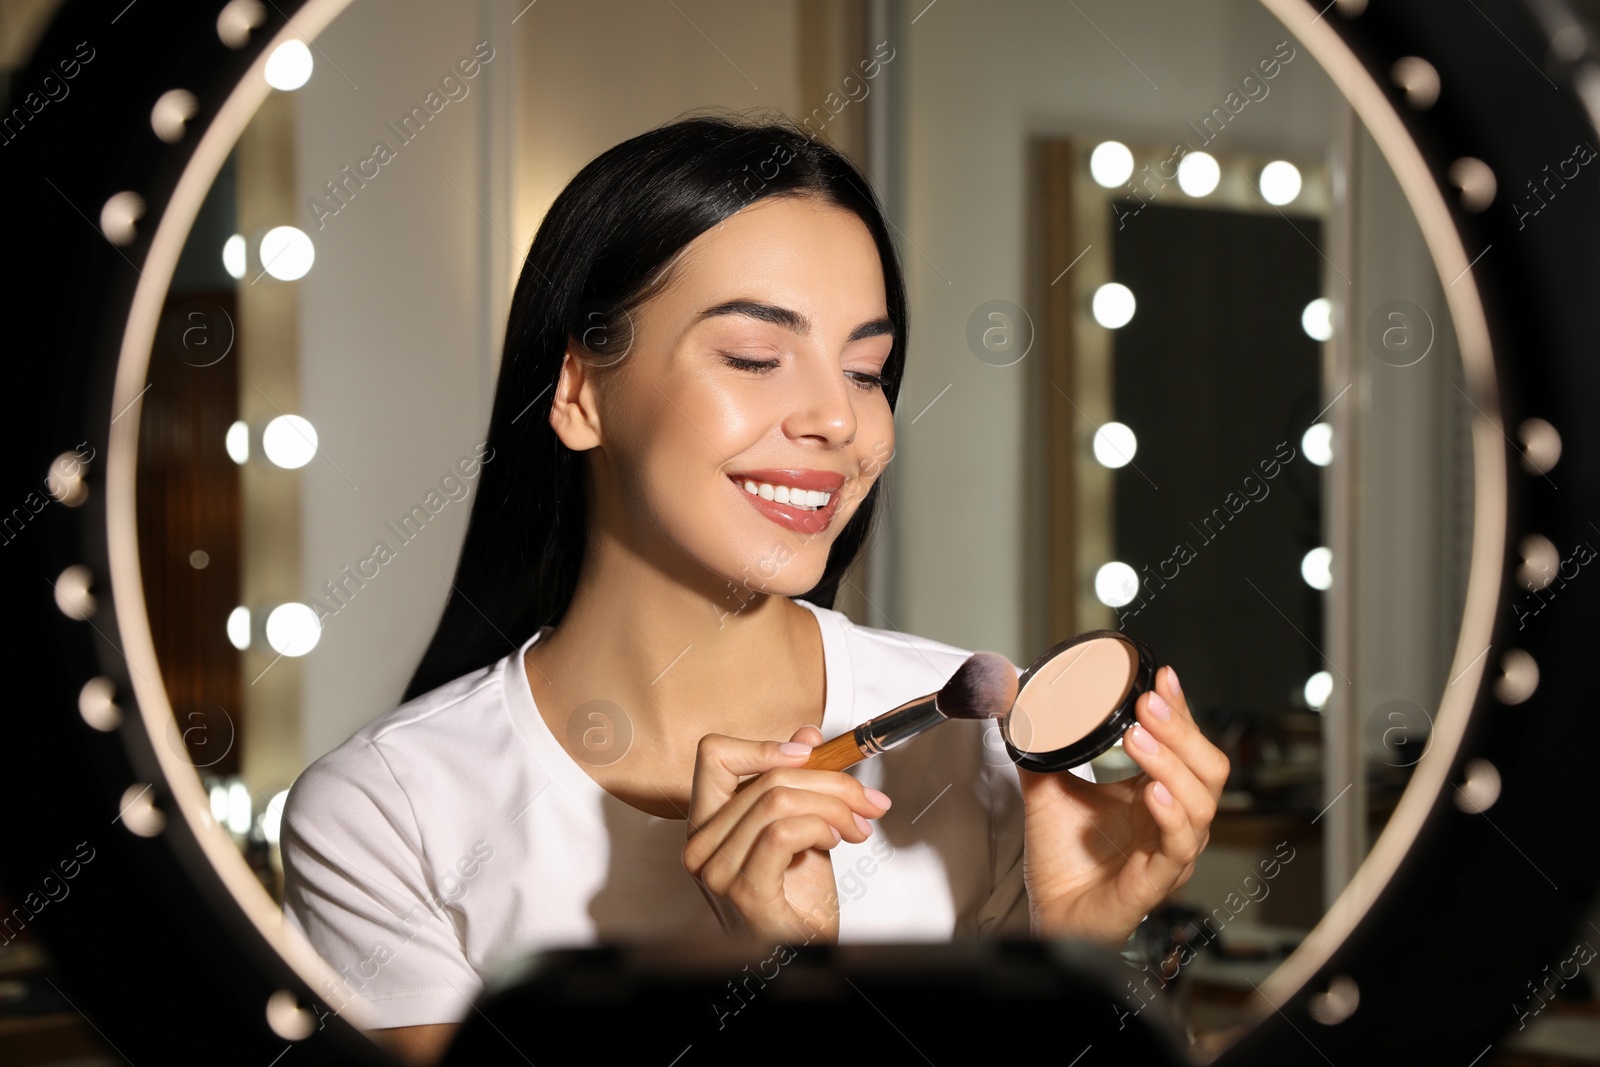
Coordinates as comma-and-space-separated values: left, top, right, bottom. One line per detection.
726, 469, 849, 534
735, 477, 833, 510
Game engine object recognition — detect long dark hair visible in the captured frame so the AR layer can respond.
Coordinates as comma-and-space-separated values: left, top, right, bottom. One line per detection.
401, 112, 909, 703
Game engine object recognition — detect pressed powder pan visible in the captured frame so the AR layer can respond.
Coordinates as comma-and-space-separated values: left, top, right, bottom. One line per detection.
1002, 629, 1156, 773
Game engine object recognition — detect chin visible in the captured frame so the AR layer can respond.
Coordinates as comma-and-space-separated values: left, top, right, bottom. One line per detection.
709, 473, 857, 595
729, 547, 829, 599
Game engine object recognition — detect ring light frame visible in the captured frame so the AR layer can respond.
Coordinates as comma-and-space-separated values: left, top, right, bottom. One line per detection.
2, 0, 1597, 1062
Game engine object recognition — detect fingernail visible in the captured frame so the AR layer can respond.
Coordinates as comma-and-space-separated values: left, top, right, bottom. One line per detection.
1130, 724, 1158, 754
831, 825, 843, 842
1153, 782, 1174, 806
863, 787, 892, 810
853, 813, 873, 836
1168, 667, 1182, 696
779, 742, 812, 757
1148, 692, 1172, 721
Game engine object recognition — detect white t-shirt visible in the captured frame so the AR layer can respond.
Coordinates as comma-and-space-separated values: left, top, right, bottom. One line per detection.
279, 599, 1095, 1028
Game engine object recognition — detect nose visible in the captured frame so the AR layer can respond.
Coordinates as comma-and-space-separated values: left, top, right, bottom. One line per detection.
782, 344, 858, 447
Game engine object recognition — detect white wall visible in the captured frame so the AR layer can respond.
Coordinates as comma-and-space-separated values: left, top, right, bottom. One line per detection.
890, 0, 1340, 664
296, 0, 507, 764
295, 0, 802, 765
510, 0, 804, 256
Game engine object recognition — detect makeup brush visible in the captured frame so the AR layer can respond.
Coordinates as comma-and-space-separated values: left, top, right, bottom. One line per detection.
802, 651, 1020, 772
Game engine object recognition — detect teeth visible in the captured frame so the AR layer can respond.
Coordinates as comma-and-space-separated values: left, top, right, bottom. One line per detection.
738, 478, 833, 510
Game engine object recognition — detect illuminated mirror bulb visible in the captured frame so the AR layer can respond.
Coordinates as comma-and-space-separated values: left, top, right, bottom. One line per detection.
227, 606, 251, 651
1177, 151, 1220, 197
259, 225, 314, 281
1092, 283, 1136, 329
1302, 298, 1333, 341
222, 233, 246, 279
1093, 422, 1138, 469
226, 780, 253, 835
266, 602, 322, 657
225, 420, 249, 464
1303, 422, 1333, 466
264, 39, 313, 91
1260, 160, 1303, 205
1089, 141, 1135, 188
1094, 561, 1139, 608
1304, 671, 1333, 711
262, 415, 317, 469
1301, 546, 1333, 590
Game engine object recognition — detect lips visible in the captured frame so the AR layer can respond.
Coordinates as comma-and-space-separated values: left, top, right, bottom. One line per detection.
727, 468, 849, 535
729, 469, 848, 493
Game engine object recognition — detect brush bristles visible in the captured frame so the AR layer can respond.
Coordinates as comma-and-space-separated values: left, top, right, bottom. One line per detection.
937, 651, 1019, 720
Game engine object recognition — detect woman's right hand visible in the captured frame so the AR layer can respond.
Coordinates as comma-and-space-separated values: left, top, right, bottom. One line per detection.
683, 724, 892, 944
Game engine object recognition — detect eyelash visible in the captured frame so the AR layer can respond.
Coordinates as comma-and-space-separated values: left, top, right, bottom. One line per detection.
721, 353, 888, 392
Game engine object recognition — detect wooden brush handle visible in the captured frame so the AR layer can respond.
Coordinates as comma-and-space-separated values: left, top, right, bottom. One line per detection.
804, 731, 865, 772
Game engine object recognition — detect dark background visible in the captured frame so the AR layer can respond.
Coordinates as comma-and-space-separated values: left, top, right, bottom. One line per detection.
1110, 200, 1326, 730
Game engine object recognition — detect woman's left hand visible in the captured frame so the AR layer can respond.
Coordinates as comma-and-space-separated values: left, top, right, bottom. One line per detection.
1016, 665, 1229, 946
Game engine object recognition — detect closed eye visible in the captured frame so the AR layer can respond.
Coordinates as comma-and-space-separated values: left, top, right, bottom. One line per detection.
722, 353, 887, 392
721, 354, 779, 373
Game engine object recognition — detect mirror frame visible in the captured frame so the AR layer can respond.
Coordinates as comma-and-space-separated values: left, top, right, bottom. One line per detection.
4, 0, 1598, 1061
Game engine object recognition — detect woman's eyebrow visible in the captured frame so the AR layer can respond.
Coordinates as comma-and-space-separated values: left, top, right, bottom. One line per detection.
696, 299, 893, 343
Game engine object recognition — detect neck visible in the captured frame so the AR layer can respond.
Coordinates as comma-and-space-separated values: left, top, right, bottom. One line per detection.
525, 523, 826, 768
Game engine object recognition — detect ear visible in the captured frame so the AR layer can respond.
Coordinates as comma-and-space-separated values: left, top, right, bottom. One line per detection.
548, 341, 603, 451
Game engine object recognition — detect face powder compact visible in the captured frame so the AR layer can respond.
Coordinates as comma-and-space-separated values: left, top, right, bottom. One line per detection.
1001, 629, 1156, 773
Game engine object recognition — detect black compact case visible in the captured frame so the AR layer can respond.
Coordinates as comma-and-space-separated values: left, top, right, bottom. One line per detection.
1002, 629, 1156, 773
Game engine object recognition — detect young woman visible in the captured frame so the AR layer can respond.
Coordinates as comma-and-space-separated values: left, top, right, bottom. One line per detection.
280, 112, 1228, 1065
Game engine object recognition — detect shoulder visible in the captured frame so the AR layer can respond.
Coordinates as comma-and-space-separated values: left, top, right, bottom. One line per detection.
283, 658, 509, 831
799, 597, 1013, 707
841, 612, 976, 668
799, 597, 984, 673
